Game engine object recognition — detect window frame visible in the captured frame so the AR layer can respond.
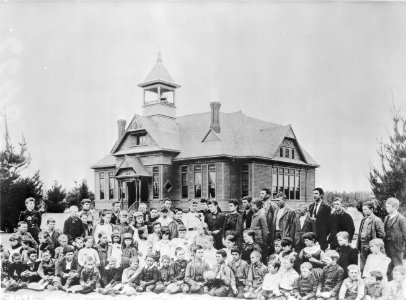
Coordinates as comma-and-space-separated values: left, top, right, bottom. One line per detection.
99, 172, 105, 200
108, 172, 114, 199
208, 164, 216, 199
241, 164, 249, 197
194, 165, 202, 199
152, 166, 160, 199
181, 165, 188, 199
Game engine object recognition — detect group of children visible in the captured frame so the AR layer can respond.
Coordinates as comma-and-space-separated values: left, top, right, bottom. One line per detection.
1, 212, 406, 300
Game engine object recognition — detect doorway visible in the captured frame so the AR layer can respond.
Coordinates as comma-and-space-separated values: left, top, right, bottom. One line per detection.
127, 180, 136, 208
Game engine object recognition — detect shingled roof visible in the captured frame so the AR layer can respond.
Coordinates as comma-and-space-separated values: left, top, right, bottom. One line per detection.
138, 53, 180, 88
92, 110, 319, 169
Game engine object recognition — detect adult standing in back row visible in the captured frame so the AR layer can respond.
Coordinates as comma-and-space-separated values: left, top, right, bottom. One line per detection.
328, 197, 355, 250
308, 187, 331, 250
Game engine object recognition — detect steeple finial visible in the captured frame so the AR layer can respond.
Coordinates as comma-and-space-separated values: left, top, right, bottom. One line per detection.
157, 50, 162, 63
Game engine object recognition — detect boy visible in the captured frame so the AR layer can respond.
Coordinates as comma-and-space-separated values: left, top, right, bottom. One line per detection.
184, 245, 210, 294
114, 210, 134, 236
261, 256, 281, 300
45, 217, 61, 247
292, 262, 318, 300
71, 256, 100, 294
135, 254, 160, 292
336, 231, 358, 278
223, 235, 237, 264
208, 249, 235, 297
274, 238, 282, 256
364, 270, 385, 300
8, 234, 22, 262
54, 234, 69, 260
18, 197, 42, 243
78, 236, 100, 268
244, 251, 268, 299
38, 231, 55, 258
275, 255, 299, 298
383, 265, 406, 300
20, 237, 36, 263
51, 245, 80, 291
154, 255, 172, 293
1, 251, 11, 287
316, 250, 344, 300
5, 253, 27, 291
73, 236, 84, 261
118, 257, 140, 296
21, 249, 40, 284
166, 247, 188, 294
227, 246, 249, 299
293, 204, 316, 252
15, 221, 38, 249
97, 256, 122, 295
203, 235, 218, 269
339, 264, 365, 300
37, 247, 56, 290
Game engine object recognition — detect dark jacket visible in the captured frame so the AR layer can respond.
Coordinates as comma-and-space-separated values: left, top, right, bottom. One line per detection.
384, 212, 406, 252
170, 259, 188, 282
328, 210, 355, 250
19, 210, 42, 240
293, 214, 316, 251
48, 229, 62, 248
250, 210, 269, 245
38, 259, 56, 279
63, 215, 85, 244
222, 212, 243, 239
263, 200, 279, 246
309, 201, 331, 250
56, 258, 79, 278
275, 206, 296, 239
158, 265, 172, 284
357, 214, 385, 250
168, 219, 184, 239
317, 264, 344, 296
206, 211, 225, 249
9, 261, 26, 280
101, 266, 122, 287
337, 245, 358, 277
80, 267, 99, 287
136, 265, 160, 286
242, 209, 254, 229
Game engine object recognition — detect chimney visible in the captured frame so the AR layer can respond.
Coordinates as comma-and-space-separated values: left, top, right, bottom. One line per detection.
210, 101, 221, 133
117, 119, 126, 139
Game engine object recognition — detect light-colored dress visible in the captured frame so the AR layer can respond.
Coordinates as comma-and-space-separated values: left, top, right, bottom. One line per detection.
362, 253, 391, 282
93, 223, 113, 243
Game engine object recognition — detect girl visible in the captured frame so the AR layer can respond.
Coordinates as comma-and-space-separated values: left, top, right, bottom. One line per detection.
38, 231, 55, 258
136, 226, 153, 268
78, 236, 100, 268
241, 230, 262, 263
148, 221, 162, 255
93, 210, 114, 244
298, 232, 325, 277
97, 232, 109, 273
154, 226, 172, 262
121, 232, 139, 268
362, 238, 391, 282
107, 231, 122, 267
8, 234, 22, 262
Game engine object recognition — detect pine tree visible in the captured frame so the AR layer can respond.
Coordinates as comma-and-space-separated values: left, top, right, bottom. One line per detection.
44, 181, 67, 213
369, 110, 406, 211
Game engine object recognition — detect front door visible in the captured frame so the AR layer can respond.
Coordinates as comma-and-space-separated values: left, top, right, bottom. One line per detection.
127, 180, 136, 208
141, 178, 150, 203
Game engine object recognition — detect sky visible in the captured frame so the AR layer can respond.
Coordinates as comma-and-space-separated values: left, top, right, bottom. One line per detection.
1, 1, 406, 193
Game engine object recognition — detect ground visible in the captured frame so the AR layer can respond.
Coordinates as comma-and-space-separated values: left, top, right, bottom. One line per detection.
0, 290, 217, 300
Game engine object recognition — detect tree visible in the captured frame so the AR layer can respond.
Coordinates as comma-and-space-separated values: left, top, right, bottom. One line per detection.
44, 181, 66, 213
370, 109, 406, 213
0, 117, 43, 231
65, 179, 95, 209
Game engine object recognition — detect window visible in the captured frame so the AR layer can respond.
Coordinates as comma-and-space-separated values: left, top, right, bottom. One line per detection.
194, 165, 202, 198
291, 149, 295, 160
152, 166, 160, 198
241, 164, 249, 197
273, 167, 301, 200
208, 164, 216, 198
280, 146, 296, 160
280, 148, 283, 157
272, 168, 278, 195
120, 181, 126, 199
285, 148, 290, 158
134, 135, 147, 146
181, 166, 188, 199
108, 172, 114, 199
99, 172, 105, 200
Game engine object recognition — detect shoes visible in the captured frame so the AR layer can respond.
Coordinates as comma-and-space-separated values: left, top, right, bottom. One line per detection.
47, 285, 57, 291
107, 289, 116, 297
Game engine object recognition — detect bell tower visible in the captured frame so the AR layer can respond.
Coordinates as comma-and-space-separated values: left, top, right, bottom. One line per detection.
138, 52, 181, 119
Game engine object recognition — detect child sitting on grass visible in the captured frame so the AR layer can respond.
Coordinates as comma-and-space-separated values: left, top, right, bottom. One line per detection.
316, 250, 344, 300
97, 256, 122, 296
260, 256, 281, 300
154, 255, 172, 293
338, 264, 365, 300
70, 256, 100, 294
5, 253, 27, 292
244, 250, 268, 299
292, 262, 318, 300
364, 270, 385, 300
54, 234, 69, 260
383, 265, 406, 300
36, 247, 56, 290
165, 247, 188, 294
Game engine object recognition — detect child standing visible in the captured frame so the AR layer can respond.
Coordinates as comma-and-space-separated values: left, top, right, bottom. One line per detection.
362, 238, 391, 282
339, 264, 365, 300
316, 250, 344, 300
336, 231, 358, 278
292, 262, 318, 300
227, 246, 249, 298
260, 256, 281, 300
241, 230, 262, 263
244, 251, 268, 299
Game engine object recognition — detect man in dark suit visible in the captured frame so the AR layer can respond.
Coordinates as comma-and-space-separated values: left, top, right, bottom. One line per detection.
328, 197, 355, 250
308, 187, 331, 250
260, 188, 278, 255
206, 200, 225, 249
384, 197, 406, 279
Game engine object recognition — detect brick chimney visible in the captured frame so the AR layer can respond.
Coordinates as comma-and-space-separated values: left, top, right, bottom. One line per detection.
117, 119, 126, 139
210, 102, 221, 133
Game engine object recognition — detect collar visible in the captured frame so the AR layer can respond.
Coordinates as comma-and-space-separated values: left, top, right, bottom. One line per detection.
232, 259, 242, 267
253, 261, 262, 268
333, 209, 344, 215
315, 199, 322, 205
389, 211, 398, 219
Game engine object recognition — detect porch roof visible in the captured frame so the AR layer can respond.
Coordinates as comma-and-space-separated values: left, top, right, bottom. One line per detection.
115, 156, 151, 177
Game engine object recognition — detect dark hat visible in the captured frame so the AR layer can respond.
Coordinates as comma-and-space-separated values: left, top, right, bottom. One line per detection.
160, 206, 169, 213
122, 232, 133, 240
81, 199, 91, 204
